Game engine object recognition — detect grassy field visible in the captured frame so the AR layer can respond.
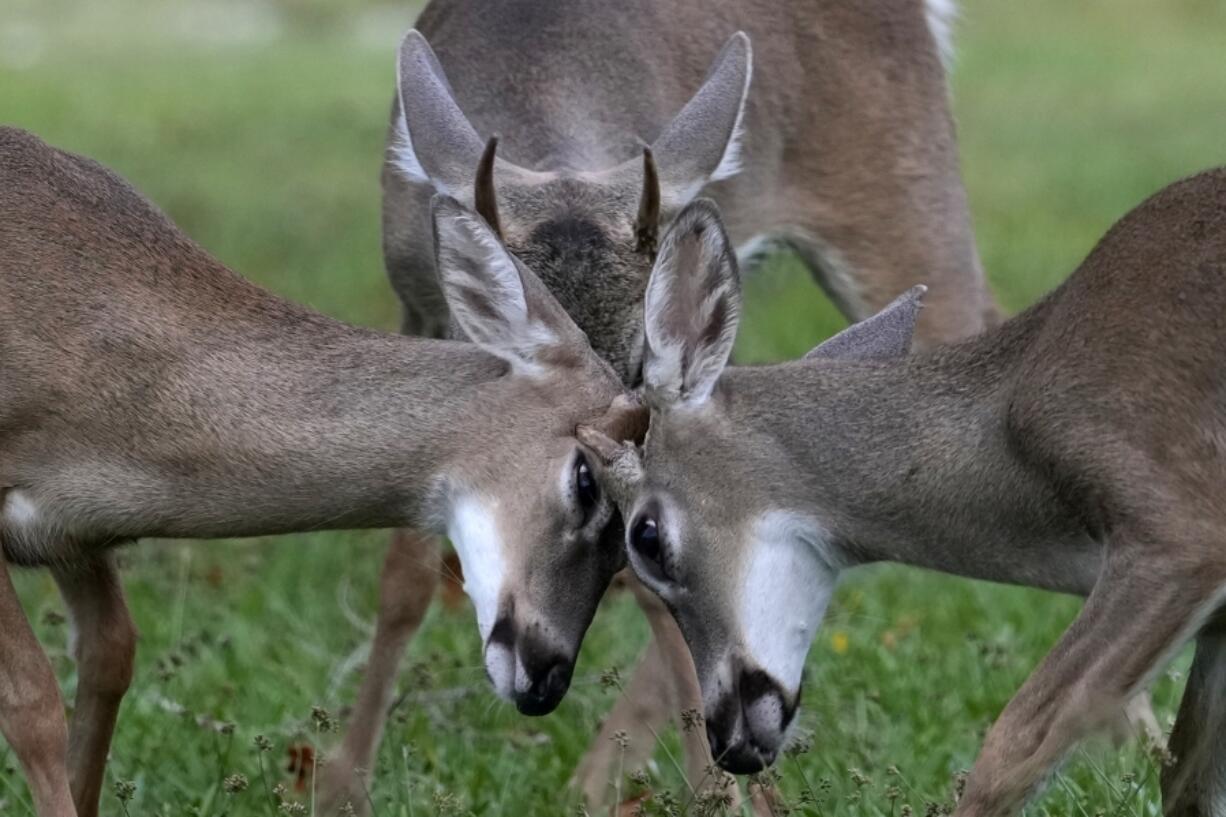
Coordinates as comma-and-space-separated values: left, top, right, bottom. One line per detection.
2, 0, 1225, 814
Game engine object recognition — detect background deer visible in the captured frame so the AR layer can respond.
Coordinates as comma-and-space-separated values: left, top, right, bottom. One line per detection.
335, 0, 997, 805
0, 127, 639, 817
585, 169, 1226, 816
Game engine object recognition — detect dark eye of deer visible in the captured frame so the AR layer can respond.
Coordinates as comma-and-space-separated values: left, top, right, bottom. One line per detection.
630, 515, 662, 567
575, 454, 599, 522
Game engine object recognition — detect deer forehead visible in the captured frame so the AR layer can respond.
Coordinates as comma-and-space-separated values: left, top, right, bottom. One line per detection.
644, 405, 747, 482
488, 172, 639, 250
512, 232, 648, 333
473, 377, 618, 441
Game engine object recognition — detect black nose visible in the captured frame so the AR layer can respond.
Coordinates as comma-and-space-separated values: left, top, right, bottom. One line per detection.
705, 667, 793, 776
514, 656, 572, 716
707, 719, 768, 774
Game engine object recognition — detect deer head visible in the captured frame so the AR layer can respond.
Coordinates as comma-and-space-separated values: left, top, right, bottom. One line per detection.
393, 29, 752, 383
429, 196, 651, 715
582, 201, 926, 769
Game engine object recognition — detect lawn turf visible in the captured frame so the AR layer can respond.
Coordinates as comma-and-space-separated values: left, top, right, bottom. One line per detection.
2, 0, 1225, 813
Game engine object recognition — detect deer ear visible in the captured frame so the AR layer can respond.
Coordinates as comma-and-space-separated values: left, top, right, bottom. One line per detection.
393, 30, 486, 194
432, 196, 586, 375
805, 286, 927, 362
651, 32, 752, 207
642, 199, 741, 408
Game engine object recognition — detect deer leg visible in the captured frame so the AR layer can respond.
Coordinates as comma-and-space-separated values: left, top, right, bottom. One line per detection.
1102, 690, 1162, 748
1161, 616, 1226, 816
51, 557, 137, 817
0, 550, 75, 817
573, 633, 677, 808
1119, 690, 1163, 747
956, 547, 1226, 817
318, 529, 440, 815
627, 579, 714, 791
574, 576, 776, 815
628, 580, 777, 816
573, 573, 704, 810
785, 224, 995, 350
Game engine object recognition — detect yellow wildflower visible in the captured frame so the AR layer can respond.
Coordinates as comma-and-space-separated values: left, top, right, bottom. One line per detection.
831, 632, 850, 655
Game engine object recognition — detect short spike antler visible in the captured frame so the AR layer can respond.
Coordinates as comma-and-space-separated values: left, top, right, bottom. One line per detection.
474, 136, 503, 238
635, 147, 661, 258
576, 394, 648, 509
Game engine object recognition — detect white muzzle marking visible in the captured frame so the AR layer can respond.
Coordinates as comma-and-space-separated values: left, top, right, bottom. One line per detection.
446, 495, 506, 642
483, 640, 516, 700
739, 511, 840, 695
3, 490, 39, 527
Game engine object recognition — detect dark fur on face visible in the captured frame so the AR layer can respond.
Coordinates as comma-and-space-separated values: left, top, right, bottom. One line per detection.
499, 178, 657, 385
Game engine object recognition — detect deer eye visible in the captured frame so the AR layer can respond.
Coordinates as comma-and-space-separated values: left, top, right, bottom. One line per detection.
574, 454, 599, 524
629, 513, 668, 580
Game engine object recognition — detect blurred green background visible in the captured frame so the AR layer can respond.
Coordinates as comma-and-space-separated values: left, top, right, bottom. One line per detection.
2, 0, 1225, 814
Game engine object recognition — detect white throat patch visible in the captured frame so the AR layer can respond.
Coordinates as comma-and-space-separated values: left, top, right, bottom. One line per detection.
739, 511, 840, 694
924, 0, 958, 69
446, 495, 506, 642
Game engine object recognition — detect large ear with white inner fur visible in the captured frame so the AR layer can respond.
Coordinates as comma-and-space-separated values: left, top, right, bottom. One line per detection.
650, 32, 752, 207
393, 30, 486, 195
642, 199, 741, 408
432, 196, 587, 375
805, 286, 927, 361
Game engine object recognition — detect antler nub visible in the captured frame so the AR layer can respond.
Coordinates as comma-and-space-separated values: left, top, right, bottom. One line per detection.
635, 147, 661, 258
474, 135, 503, 238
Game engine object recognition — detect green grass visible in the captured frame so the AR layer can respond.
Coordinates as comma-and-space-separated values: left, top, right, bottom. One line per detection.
2, 0, 1225, 814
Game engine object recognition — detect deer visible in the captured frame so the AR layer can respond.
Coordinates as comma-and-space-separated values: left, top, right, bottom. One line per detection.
581, 169, 1226, 816
0, 126, 655, 817
329, 0, 998, 806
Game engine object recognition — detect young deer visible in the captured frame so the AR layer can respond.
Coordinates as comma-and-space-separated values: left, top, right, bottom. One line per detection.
585, 170, 1226, 816
335, 0, 997, 804
0, 127, 644, 817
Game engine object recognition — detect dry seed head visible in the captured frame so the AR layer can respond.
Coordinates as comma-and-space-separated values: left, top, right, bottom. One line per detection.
113, 779, 136, 803
952, 769, 969, 801
431, 789, 464, 816
694, 788, 734, 816
311, 705, 338, 732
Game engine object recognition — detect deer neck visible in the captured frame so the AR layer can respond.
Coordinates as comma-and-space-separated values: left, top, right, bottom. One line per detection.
9, 296, 507, 547
160, 321, 507, 537
721, 324, 1102, 596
